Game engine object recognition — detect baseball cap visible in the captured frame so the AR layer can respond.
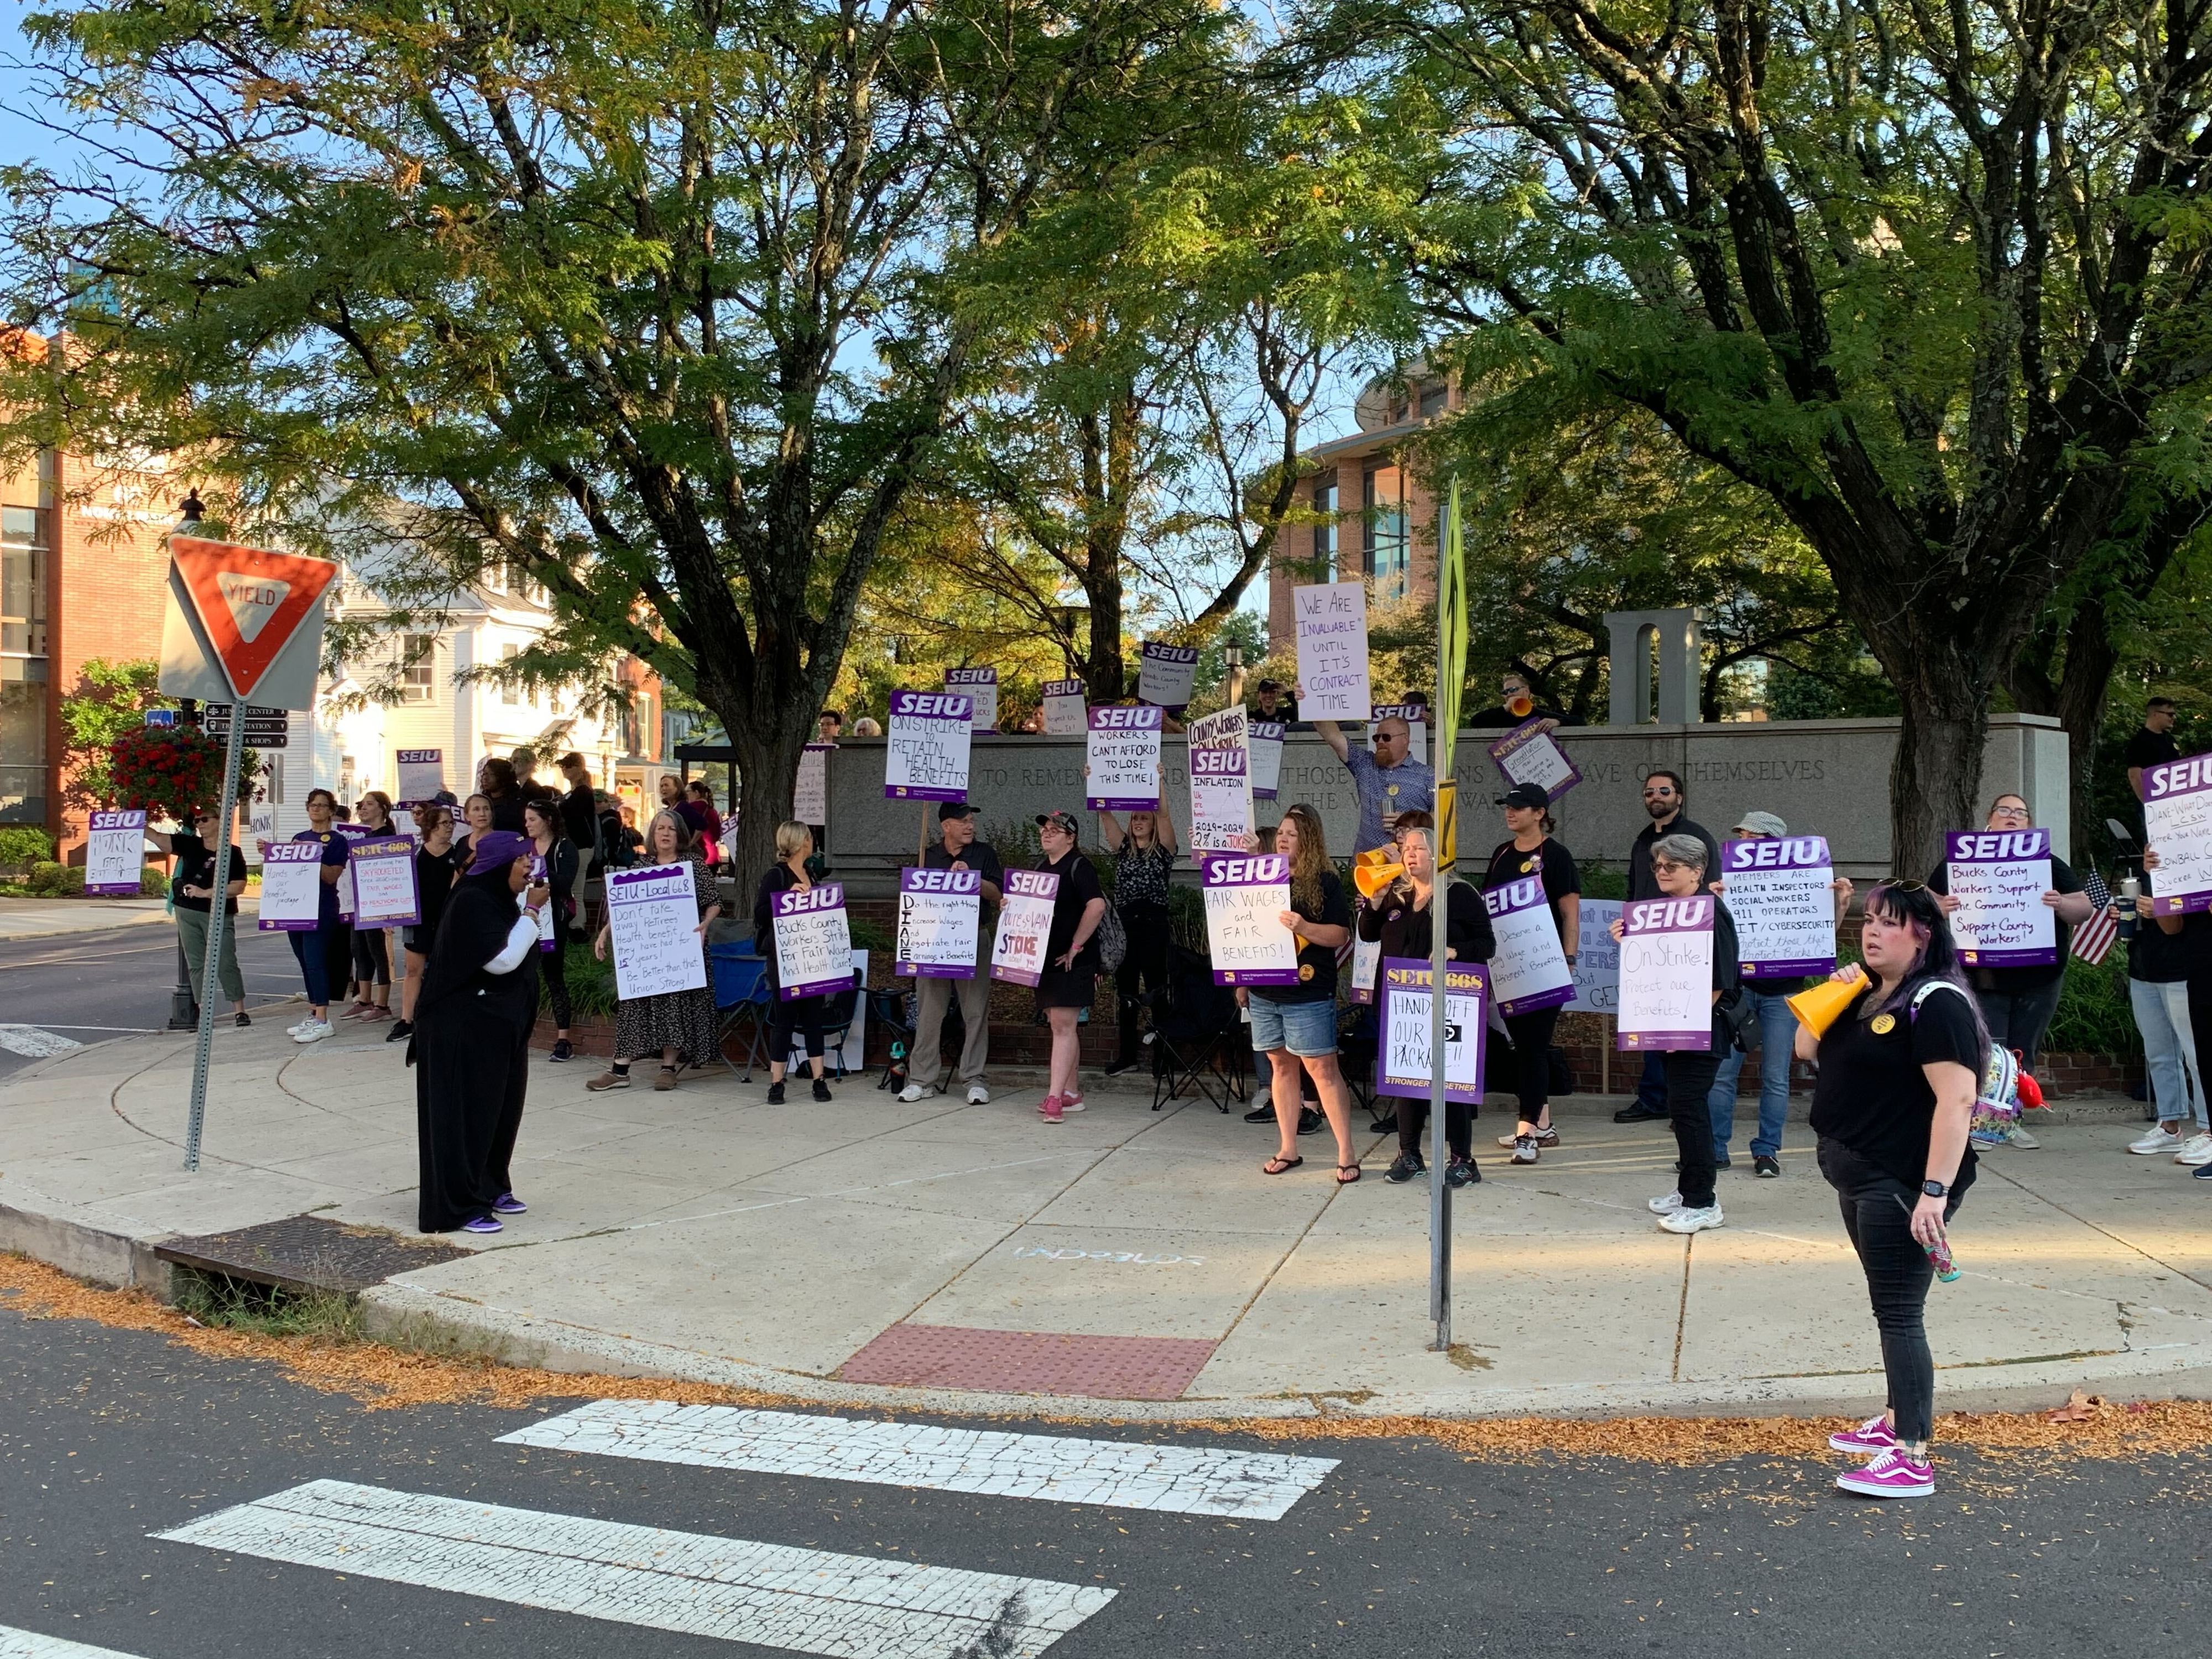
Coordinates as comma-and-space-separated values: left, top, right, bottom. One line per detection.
938, 800, 977, 822
1034, 810, 1081, 836
1495, 783, 1549, 810
1734, 810, 1788, 837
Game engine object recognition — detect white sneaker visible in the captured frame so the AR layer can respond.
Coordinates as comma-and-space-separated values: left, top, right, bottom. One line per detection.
2176, 1133, 2212, 1166
292, 1020, 333, 1044
2003, 1123, 2041, 1150
286, 1018, 314, 1036
1659, 1203, 1725, 1234
2129, 1125, 2184, 1155
1647, 1190, 1686, 1214
897, 1082, 934, 1103
966, 1082, 990, 1105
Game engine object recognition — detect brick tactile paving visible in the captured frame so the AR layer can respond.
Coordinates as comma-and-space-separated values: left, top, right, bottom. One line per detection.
838, 1323, 1218, 1401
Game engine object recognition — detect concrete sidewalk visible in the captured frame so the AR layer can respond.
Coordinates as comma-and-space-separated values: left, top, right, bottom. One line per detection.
3, 1023, 2207, 1422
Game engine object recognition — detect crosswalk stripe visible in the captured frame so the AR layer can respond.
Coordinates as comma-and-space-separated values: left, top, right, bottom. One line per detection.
154, 1479, 1113, 1658
0, 1026, 84, 1058
501, 1399, 1338, 1520
0, 1626, 148, 1659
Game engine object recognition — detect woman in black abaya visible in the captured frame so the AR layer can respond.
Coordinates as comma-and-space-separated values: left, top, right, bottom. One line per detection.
410, 831, 548, 1234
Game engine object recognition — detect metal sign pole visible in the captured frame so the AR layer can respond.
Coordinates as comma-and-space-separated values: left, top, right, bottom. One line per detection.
184, 713, 247, 1171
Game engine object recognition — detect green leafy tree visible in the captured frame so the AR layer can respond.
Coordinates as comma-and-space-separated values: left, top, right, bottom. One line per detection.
1302, 0, 2212, 872
57, 656, 170, 811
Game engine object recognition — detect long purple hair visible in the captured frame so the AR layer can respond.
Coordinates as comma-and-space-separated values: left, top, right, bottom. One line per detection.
1863, 881, 1990, 1055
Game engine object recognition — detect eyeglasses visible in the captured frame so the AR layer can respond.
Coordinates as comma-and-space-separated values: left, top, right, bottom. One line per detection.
1642, 786, 1675, 797
1650, 859, 1684, 874
1989, 805, 2031, 821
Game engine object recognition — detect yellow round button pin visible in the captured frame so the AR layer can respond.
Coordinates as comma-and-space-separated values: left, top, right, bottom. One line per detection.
1870, 1013, 1896, 1035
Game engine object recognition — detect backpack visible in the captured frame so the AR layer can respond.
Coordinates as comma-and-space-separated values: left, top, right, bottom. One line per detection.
1093, 899, 1128, 974
1717, 984, 1759, 1051
1909, 980, 2023, 1146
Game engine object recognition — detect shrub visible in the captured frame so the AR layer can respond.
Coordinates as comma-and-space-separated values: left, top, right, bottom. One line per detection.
25, 862, 83, 896
0, 825, 54, 872
2046, 951, 2142, 1057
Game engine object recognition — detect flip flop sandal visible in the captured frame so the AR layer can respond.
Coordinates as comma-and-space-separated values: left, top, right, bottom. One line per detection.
1335, 1164, 1363, 1185
1262, 1155, 1304, 1176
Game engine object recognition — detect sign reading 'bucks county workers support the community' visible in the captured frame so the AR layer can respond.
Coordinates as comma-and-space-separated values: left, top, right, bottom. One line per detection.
1945, 828, 2057, 966
1616, 895, 1716, 1050
895, 866, 982, 979
1200, 854, 1297, 986
1721, 835, 1837, 977
2146, 752, 2212, 914
884, 691, 972, 802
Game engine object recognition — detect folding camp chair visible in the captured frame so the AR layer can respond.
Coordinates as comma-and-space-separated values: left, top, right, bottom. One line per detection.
1145, 943, 1246, 1112
868, 987, 917, 1091
812, 970, 863, 1081
1337, 1003, 1387, 1129
708, 942, 773, 1081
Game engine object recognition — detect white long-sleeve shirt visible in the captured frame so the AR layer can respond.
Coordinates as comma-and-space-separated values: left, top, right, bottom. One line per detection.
483, 912, 540, 975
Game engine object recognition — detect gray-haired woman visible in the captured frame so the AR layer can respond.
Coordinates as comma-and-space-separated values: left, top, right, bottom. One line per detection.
1609, 831, 1741, 1233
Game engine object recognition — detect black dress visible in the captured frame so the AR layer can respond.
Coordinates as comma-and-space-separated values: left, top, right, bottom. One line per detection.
1035, 850, 1107, 1010
410, 870, 540, 1232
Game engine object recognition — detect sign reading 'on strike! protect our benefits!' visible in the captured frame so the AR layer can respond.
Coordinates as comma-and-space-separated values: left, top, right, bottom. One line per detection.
1722, 835, 1837, 977
990, 869, 1060, 987
2145, 751, 2212, 914
84, 809, 147, 895
895, 866, 982, 979
1616, 895, 1716, 1050
1200, 853, 1297, 986
884, 690, 972, 802
1945, 828, 2057, 966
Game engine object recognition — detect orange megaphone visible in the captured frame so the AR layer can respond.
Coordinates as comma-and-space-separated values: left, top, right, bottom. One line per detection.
1354, 847, 1404, 900
1507, 692, 1534, 718
1786, 964, 1870, 1037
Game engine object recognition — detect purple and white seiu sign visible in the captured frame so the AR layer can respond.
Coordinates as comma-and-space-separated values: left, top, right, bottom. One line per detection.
1481, 876, 1575, 1015
771, 881, 854, 999
1200, 853, 1298, 985
1944, 828, 2057, 966
1086, 703, 1165, 810
1721, 834, 1836, 977
83, 808, 148, 895
895, 865, 982, 979
884, 690, 973, 802
2145, 752, 2212, 914
1617, 895, 1717, 1051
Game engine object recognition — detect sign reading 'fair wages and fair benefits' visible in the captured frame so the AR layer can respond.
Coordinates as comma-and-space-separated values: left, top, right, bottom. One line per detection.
1481, 876, 1575, 1016
1086, 704, 1164, 810
895, 866, 982, 979
2145, 752, 2212, 913
1041, 679, 1088, 736
884, 691, 972, 802
771, 883, 855, 1000
1200, 854, 1297, 986
990, 869, 1060, 987
1722, 835, 1837, 977
1293, 582, 1371, 722
944, 667, 998, 733
84, 810, 147, 895
1187, 745, 1253, 852
1945, 828, 2057, 966
1375, 957, 1488, 1103
1136, 641, 1199, 712
604, 863, 708, 1001
1617, 895, 1716, 1050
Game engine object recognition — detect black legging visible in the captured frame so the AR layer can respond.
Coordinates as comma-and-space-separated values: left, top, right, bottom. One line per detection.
1502, 1005, 1562, 1126
1396, 1098, 1472, 1161
1818, 1138, 1960, 1444
540, 932, 571, 1028
351, 926, 392, 988
773, 992, 829, 1062
1114, 900, 1170, 1062
322, 921, 354, 1002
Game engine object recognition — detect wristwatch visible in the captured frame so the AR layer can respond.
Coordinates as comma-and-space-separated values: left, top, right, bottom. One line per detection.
1921, 1179, 1950, 1198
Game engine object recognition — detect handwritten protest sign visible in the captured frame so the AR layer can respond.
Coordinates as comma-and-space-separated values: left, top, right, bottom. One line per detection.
331, 822, 371, 917
84, 809, 147, 895
1371, 703, 1428, 764
1186, 705, 1247, 751
794, 743, 831, 824
530, 854, 556, 952
991, 869, 1060, 986
1946, 828, 2057, 966
1483, 877, 1575, 1015
773, 881, 855, 999
1566, 899, 1623, 1013
347, 834, 421, 927
1618, 895, 1717, 1050
1293, 582, 1371, 721
1375, 957, 1488, 1102
1248, 719, 1285, 800
255, 841, 324, 931
884, 690, 972, 802
1041, 678, 1088, 736
1487, 718, 1580, 801
1087, 704, 1164, 810
604, 862, 708, 1000
896, 866, 982, 978
1722, 835, 1836, 977
2145, 752, 2212, 914
1188, 745, 1253, 853
1200, 854, 1297, 985
945, 667, 998, 733
395, 748, 445, 804
1136, 641, 1199, 712
1347, 934, 1381, 1005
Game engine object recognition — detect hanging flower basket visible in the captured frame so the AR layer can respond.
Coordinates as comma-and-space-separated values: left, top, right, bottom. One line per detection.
106, 724, 236, 821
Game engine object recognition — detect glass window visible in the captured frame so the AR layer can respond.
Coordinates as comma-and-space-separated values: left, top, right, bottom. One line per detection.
1364, 466, 1408, 599
2, 505, 47, 658
500, 641, 521, 706
1417, 383, 1448, 419
400, 634, 436, 702
1, 676, 48, 823
1312, 480, 1336, 577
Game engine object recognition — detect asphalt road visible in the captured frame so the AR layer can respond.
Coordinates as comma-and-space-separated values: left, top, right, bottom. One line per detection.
0, 923, 306, 1078
1, 1305, 2203, 1658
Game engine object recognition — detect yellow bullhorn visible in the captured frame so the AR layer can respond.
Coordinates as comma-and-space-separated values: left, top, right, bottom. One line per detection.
1507, 692, 1534, 718
1786, 964, 1870, 1037
1354, 847, 1403, 901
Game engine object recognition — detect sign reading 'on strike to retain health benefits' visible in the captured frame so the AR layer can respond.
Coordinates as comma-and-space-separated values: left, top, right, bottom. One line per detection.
1617, 895, 1716, 1050
1087, 704, 1164, 810
896, 866, 982, 979
1375, 957, 1488, 1103
1201, 853, 1297, 985
605, 862, 707, 1000
1721, 836, 1836, 977
2146, 752, 2212, 914
1293, 582, 1371, 722
84, 809, 147, 895
884, 690, 972, 802
991, 869, 1060, 986
1945, 828, 2057, 966
772, 882, 854, 1000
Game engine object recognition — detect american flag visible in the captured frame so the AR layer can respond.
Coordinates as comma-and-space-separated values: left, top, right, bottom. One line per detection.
2073, 869, 2118, 966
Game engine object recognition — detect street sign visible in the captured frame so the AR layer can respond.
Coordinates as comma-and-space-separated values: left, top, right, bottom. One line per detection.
166, 536, 338, 702
201, 703, 291, 747
142, 709, 178, 728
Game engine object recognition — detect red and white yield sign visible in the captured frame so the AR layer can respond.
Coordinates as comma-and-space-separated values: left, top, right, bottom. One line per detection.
168, 536, 340, 702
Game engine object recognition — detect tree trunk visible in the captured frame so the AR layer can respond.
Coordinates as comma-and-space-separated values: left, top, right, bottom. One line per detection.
2051, 598, 2120, 865
716, 701, 809, 912
1882, 661, 1989, 880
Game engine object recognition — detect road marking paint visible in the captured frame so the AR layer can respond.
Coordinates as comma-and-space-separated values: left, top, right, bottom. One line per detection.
0, 1626, 150, 1659
501, 1400, 1337, 1520
0, 1026, 84, 1057
155, 1479, 1113, 1657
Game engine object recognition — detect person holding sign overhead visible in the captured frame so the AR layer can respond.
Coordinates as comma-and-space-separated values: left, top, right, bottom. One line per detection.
1311, 708, 1433, 857
1481, 785, 1582, 1164
1361, 811, 1495, 1186
147, 808, 250, 1028
586, 810, 722, 1093
754, 821, 837, 1104
1032, 810, 1108, 1123
1249, 804, 1362, 1182
1098, 805, 1178, 1077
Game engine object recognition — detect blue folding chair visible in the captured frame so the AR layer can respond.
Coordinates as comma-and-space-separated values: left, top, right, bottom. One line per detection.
709, 942, 773, 1081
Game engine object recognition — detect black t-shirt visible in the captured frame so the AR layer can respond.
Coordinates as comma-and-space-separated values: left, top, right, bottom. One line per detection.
1357, 879, 1494, 965
414, 845, 456, 941
2128, 902, 2192, 983
1927, 853, 2084, 990
1261, 868, 1350, 1005
926, 838, 1005, 901
1481, 836, 1581, 944
560, 783, 598, 852
169, 830, 242, 916
1039, 850, 1106, 970
1811, 982, 1984, 1194
2122, 727, 2179, 778
1629, 815, 1721, 901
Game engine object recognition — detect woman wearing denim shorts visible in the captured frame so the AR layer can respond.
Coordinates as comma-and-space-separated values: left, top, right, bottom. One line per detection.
1246, 804, 1361, 1183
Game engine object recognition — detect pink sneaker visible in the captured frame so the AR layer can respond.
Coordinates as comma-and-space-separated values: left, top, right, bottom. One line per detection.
1827, 1415, 1898, 1455
1061, 1093, 1086, 1113
1040, 1094, 1065, 1123
1835, 1448, 1934, 1498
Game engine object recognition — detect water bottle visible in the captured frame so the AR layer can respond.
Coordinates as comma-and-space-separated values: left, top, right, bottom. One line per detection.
2119, 873, 2140, 943
1922, 1225, 1960, 1283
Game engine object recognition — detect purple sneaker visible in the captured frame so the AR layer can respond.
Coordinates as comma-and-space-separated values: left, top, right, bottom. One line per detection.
1835, 1448, 1934, 1498
1827, 1415, 1898, 1455
462, 1214, 504, 1235
492, 1193, 528, 1215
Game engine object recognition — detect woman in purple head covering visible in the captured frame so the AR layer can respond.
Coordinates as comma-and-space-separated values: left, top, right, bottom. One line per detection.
407, 830, 548, 1233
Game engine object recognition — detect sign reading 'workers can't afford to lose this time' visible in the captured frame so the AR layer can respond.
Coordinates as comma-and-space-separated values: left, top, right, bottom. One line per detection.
884, 691, 972, 802
1086, 704, 1164, 810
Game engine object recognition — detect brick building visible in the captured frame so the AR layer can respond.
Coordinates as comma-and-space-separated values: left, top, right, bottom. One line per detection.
1265, 365, 1461, 655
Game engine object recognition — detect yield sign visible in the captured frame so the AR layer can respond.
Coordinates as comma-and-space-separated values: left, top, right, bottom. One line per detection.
169, 536, 338, 701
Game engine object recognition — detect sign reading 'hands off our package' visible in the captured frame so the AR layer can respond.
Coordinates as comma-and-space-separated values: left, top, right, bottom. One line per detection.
1945, 828, 2057, 966
1376, 958, 1488, 1102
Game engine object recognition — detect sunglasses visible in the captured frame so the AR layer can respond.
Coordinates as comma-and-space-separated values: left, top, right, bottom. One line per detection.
1879, 879, 1931, 894
1371, 731, 1401, 743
